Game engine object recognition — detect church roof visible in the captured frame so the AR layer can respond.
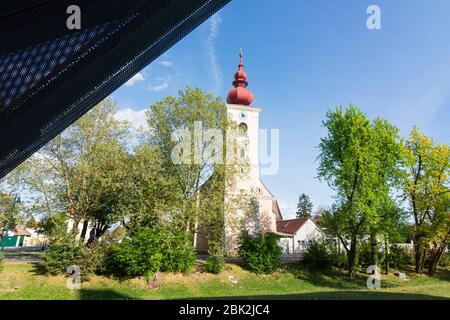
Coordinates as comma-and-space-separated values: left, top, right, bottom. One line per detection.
226, 49, 254, 106
272, 199, 282, 217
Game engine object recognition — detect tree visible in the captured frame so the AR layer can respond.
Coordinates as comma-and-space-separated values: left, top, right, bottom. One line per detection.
375, 198, 409, 274
426, 195, 449, 275
400, 128, 449, 274
8, 98, 131, 242
80, 140, 130, 243
365, 118, 404, 267
296, 193, 313, 218
25, 216, 39, 229
37, 212, 68, 237
0, 193, 22, 246
117, 143, 180, 234
145, 86, 250, 256
317, 106, 402, 279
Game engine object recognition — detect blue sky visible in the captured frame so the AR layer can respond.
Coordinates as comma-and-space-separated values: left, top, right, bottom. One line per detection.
111, 0, 450, 219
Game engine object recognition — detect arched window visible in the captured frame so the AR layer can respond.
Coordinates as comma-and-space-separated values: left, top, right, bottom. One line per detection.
238, 122, 248, 137
240, 148, 245, 158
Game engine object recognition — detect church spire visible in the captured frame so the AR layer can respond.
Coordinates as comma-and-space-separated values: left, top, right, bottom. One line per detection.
227, 48, 254, 106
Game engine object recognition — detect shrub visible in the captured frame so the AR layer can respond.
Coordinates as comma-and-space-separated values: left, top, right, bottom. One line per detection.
206, 255, 225, 274
43, 232, 115, 278
389, 245, 413, 269
301, 241, 333, 269
43, 233, 83, 275
329, 245, 347, 268
77, 237, 114, 277
110, 227, 164, 281
358, 240, 385, 268
109, 226, 196, 280
238, 232, 281, 274
301, 239, 348, 269
160, 229, 196, 273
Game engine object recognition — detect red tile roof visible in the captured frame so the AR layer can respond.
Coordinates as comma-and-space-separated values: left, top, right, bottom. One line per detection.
13, 225, 31, 236
276, 218, 308, 235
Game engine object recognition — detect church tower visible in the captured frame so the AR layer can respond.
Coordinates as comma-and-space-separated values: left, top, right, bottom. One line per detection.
226, 49, 261, 193
223, 50, 282, 255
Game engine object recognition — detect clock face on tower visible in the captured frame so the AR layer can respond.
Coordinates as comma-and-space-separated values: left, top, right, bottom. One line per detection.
239, 112, 247, 120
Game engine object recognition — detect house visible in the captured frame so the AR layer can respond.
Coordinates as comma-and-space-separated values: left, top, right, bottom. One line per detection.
0, 225, 31, 248
23, 228, 48, 247
277, 217, 324, 254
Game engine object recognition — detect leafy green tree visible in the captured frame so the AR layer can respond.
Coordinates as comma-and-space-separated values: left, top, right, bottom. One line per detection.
7, 98, 131, 242
296, 193, 313, 218
375, 198, 409, 274
38, 212, 68, 237
318, 106, 402, 279
145, 87, 249, 257
118, 144, 180, 234
25, 216, 39, 229
0, 193, 22, 244
79, 140, 130, 243
400, 128, 449, 274
426, 195, 449, 275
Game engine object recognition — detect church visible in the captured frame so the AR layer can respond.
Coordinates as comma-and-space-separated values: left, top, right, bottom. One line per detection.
195, 50, 284, 255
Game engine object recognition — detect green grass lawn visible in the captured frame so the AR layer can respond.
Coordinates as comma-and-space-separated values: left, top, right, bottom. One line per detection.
0, 261, 449, 300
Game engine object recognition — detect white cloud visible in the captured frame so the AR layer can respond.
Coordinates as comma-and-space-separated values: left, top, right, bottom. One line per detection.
205, 13, 223, 95
158, 60, 173, 67
148, 76, 170, 92
125, 72, 145, 86
148, 82, 169, 92
115, 108, 148, 130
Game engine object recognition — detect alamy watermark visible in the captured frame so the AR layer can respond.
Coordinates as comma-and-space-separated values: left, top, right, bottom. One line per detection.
366, 265, 381, 290
367, 5, 382, 30
170, 121, 279, 176
66, 5, 81, 30
66, 265, 81, 290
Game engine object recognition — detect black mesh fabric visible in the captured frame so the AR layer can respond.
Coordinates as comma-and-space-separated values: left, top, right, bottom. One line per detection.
0, 0, 231, 178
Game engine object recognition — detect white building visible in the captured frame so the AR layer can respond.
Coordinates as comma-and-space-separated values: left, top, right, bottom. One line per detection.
196, 51, 326, 256
277, 218, 324, 254
196, 50, 283, 255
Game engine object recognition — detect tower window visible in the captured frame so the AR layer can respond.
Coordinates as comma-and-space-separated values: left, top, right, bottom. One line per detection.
238, 123, 248, 137
240, 148, 245, 158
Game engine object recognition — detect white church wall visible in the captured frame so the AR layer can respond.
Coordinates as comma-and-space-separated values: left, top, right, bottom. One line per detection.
224, 104, 264, 255
259, 196, 276, 234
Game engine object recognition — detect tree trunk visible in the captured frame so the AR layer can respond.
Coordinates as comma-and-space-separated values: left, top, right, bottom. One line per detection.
192, 191, 200, 249
70, 218, 80, 236
384, 238, 389, 275
348, 237, 357, 279
79, 220, 89, 242
414, 237, 424, 273
428, 244, 446, 276
370, 232, 378, 266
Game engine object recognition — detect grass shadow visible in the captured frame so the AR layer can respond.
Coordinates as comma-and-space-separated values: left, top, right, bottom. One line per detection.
190, 291, 450, 300
433, 268, 450, 282
281, 264, 368, 290
29, 262, 47, 276
78, 288, 136, 300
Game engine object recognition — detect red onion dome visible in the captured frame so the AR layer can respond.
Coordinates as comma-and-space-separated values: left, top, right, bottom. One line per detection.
227, 49, 254, 106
